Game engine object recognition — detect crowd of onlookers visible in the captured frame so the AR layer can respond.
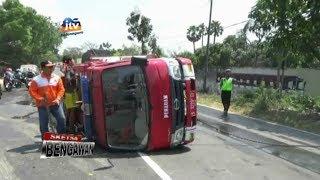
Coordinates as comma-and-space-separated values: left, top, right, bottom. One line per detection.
0, 57, 85, 140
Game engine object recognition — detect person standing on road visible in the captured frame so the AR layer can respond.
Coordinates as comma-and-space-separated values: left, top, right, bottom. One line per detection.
220, 69, 235, 116
61, 57, 80, 133
29, 60, 66, 138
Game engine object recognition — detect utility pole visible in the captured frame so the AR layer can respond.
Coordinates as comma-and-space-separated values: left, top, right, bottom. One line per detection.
203, 0, 213, 93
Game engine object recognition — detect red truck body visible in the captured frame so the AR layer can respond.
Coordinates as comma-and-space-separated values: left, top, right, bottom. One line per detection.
73, 56, 197, 151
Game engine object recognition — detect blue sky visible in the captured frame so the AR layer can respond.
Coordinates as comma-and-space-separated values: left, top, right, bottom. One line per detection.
1, 0, 257, 55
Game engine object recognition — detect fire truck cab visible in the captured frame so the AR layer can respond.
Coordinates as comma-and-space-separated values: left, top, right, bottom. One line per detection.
73, 56, 197, 151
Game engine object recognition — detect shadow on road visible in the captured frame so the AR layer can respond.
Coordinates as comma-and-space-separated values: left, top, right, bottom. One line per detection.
74, 146, 140, 160
74, 143, 191, 160
7, 142, 42, 154
34, 135, 42, 138
147, 145, 191, 156
73, 144, 191, 171
93, 158, 114, 171
16, 100, 31, 105
12, 111, 37, 119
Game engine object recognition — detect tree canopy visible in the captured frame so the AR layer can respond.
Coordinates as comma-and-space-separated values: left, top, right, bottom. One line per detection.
0, 0, 63, 67
184, 0, 320, 69
186, 25, 201, 53
126, 11, 153, 54
63, 47, 82, 61
249, 0, 320, 68
207, 20, 223, 44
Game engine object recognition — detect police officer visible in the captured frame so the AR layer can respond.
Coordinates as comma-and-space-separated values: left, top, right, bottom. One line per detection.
220, 69, 236, 116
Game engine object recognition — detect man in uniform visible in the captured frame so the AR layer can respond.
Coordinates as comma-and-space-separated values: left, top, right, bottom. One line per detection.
220, 69, 235, 116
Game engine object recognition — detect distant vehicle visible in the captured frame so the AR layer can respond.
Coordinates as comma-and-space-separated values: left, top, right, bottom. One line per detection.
20, 64, 39, 75
0, 83, 2, 99
13, 69, 23, 88
24, 71, 37, 89
3, 70, 14, 91
216, 72, 306, 91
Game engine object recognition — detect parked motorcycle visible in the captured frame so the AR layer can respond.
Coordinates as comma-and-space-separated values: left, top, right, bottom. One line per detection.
0, 84, 2, 99
13, 70, 23, 88
24, 71, 36, 89
3, 71, 14, 91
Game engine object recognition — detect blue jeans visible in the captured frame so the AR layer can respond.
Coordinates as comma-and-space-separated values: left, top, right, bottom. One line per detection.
38, 103, 66, 136
84, 115, 94, 140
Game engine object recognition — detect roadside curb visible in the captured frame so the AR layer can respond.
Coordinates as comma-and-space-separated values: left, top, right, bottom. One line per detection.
197, 103, 320, 139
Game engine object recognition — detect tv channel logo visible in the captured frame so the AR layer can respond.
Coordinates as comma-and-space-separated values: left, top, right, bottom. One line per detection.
40, 132, 95, 159
59, 17, 83, 36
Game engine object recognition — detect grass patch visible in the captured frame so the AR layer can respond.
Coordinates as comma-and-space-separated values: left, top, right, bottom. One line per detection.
197, 93, 222, 110
197, 92, 251, 115
197, 88, 320, 134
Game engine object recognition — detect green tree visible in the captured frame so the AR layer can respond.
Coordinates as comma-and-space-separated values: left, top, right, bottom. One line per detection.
219, 44, 232, 69
99, 42, 112, 51
186, 25, 201, 53
207, 20, 223, 45
249, 0, 320, 69
205, 20, 223, 84
223, 34, 251, 67
81, 42, 114, 62
63, 47, 82, 61
81, 42, 98, 51
198, 23, 206, 49
112, 44, 141, 56
126, 11, 153, 54
0, 0, 62, 67
148, 34, 163, 56
178, 51, 198, 67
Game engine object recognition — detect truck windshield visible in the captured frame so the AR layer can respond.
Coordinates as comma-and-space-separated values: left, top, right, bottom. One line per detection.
102, 65, 149, 150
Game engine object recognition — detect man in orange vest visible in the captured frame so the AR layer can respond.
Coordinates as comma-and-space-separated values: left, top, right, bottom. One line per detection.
29, 60, 66, 138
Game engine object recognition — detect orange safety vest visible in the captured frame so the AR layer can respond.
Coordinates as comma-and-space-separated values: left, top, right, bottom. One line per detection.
29, 73, 65, 107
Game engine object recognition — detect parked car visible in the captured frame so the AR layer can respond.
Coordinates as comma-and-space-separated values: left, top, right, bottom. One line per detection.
20, 64, 39, 75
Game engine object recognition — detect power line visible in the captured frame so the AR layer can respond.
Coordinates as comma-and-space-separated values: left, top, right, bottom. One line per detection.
158, 20, 250, 40
223, 20, 249, 29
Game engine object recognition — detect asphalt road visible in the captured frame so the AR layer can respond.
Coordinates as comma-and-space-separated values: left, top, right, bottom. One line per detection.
0, 88, 319, 180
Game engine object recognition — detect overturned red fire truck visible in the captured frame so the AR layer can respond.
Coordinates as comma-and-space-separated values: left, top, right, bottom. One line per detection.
72, 56, 197, 151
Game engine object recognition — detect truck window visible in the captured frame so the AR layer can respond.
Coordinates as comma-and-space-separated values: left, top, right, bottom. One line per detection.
102, 65, 149, 150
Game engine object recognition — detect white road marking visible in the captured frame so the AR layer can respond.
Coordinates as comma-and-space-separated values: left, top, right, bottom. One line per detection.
0, 151, 19, 180
138, 152, 172, 180
0, 116, 20, 180
0, 115, 6, 121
